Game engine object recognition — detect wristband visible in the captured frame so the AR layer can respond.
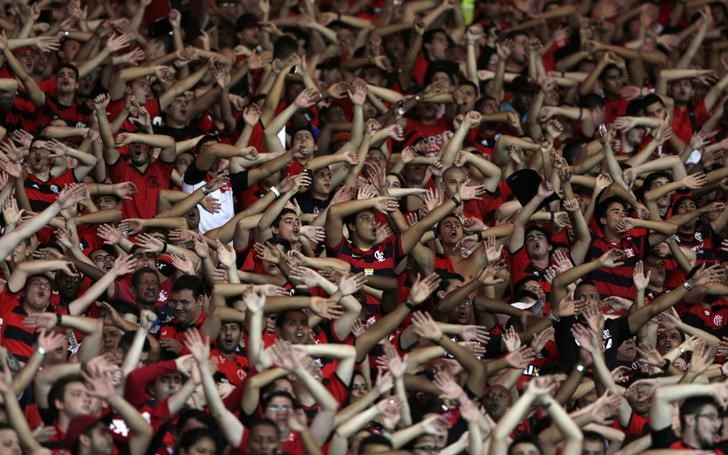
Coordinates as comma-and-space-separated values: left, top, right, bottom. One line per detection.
450, 195, 462, 207
475, 231, 484, 242
161, 242, 168, 253
202, 186, 211, 195
37, 346, 46, 356
550, 212, 555, 221
57, 313, 62, 326
404, 300, 416, 311
271, 186, 281, 198
660, 359, 671, 371
548, 312, 560, 323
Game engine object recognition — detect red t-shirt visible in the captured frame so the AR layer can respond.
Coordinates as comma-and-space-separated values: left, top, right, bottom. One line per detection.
107, 158, 174, 219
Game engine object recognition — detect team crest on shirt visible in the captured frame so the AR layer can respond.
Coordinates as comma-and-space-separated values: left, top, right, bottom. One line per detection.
50, 184, 60, 193
714, 315, 723, 327
374, 250, 385, 262
694, 232, 703, 242
623, 248, 635, 258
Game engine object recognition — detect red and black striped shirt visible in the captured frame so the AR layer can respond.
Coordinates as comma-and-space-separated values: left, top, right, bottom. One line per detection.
585, 229, 648, 300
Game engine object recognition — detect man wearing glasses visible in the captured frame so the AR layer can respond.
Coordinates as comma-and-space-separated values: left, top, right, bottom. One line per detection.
650, 381, 728, 452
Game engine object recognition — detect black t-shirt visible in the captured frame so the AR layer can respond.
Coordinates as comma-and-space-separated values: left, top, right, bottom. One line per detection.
183, 159, 249, 194
554, 316, 632, 372
153, 123, 203, 142
295, 191, 331, 216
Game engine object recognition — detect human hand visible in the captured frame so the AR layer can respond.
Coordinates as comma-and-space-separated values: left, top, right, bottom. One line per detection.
633, 260, 651, 291
599, 249, 626, 268
338, 272, 366, 296
502, 326, 521, 352
460, 325, 490, 345
23, 312, 58, 330
112, 253, 138, 276
215, 239, 236, 268
411, 311, 443, 341
97, 224, 123, 245
294, 87, 321, 109
183, 328, 211, 364
408, 273, 441, 305
37, 329, 67, 353
505, 346, 536, 369
243, 288, 266, 313
310, 297, 344, 320
57, 184, 89, 210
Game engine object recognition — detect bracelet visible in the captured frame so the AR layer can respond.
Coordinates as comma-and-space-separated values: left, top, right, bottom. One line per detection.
56, 313, 62, 326
450, 195, 462, 207
660, 359, 671, 371
404, 300, 416, 311
271, 186, 281, 198
161, 242, 168, 253
475, 231, 484, 242
550, 212, 555, 221
37, 346, 46, 356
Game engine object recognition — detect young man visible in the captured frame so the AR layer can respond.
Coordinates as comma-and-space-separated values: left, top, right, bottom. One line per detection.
585, 196, 676, 299
325, 179, 485, 313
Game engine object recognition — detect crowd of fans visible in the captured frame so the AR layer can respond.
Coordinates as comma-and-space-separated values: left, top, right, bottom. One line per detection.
1, 0, 728, 453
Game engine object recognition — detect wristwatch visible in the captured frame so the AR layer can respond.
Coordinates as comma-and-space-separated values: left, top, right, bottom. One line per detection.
682, 281, 693, 291
450, 195, 462, 207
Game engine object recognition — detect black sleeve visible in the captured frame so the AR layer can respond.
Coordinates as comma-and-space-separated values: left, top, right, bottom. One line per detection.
554, 317, 579, 372
484, 334, 503, 358
650, 426, 677, 449
182, 159, 207, 186
230, 170, 249, 193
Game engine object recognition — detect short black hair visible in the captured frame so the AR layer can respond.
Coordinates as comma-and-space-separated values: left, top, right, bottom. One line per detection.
48, 374, 85, 422
131, 267, 159, 288
642, 94, 665, 110
249, 417, 280, 437
176, 428, 216, 453
525, 224, 550, 244
56, 63, 79, 80
273, 35, 298, 61
261, 390, 296, 411
596, 196, 629, 227
272, 208, 299, 230
598, 64, 622, 81
119, 330, 151, 357
359, 434, 394, 451
177, 409, 214, 431
679, 396, 721, 429
275, 309, 306, 330
508, 434, 542, 455
172, 275, 206, 299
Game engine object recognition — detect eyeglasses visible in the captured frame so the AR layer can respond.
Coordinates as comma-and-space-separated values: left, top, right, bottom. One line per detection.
696, 413, 721, 422
28, 280, 51, 289
267, 405, 292, 412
